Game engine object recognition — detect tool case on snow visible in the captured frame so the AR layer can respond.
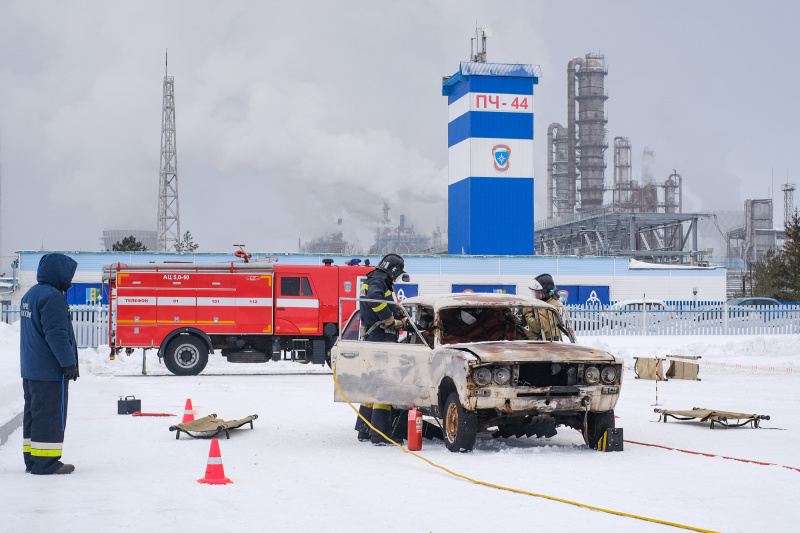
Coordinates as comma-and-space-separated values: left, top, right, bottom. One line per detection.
118, 396, 141, 415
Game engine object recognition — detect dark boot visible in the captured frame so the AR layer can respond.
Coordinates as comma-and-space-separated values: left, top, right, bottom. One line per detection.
369, 405, 392, 445
54, 463, 75, 475
390, 409, 408, 443
355, 405, 373, 442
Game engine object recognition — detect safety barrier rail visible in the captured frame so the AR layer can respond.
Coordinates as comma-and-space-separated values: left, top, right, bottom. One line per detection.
2, 302, 797, 344
567, 303, 800, 336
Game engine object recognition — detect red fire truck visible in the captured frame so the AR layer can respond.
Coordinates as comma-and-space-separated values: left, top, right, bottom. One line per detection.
102, 259, 372, 375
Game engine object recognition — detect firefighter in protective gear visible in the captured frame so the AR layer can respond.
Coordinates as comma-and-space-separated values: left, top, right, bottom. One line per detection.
20, 253, 79, 475
355, 253, 408, 445
522, 273, 563, 341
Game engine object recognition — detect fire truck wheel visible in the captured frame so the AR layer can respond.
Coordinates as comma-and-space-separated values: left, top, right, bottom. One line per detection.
443, 392, 477, 452
163, 336, 209, 376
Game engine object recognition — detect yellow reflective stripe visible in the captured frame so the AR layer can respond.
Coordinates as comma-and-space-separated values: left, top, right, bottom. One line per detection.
31, 449, 63, 457
23, 445, 31, 453
372, 302, 387, 312
384, 290, 391, 297
373, 404, 391, 411
361, 284, 369, 290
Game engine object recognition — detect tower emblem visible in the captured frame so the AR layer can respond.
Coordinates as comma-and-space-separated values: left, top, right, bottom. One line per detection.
492, 144, 510, 172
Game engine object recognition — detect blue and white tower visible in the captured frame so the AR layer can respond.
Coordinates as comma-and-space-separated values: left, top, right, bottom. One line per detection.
443, 58, 540, 255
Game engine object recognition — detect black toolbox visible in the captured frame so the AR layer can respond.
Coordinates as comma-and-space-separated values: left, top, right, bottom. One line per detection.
118, 396, 141, 415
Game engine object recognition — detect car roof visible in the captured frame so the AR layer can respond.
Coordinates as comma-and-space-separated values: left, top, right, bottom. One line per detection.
726, 297, 780, 304
401, 293, 550, 313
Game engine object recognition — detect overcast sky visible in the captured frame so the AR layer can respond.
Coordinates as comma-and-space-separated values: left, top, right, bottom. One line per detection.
1, 1, 797, 260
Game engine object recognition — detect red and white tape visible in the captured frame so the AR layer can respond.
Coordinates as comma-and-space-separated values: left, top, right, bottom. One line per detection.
625, 439, 800, 473
665, 356, 796, 375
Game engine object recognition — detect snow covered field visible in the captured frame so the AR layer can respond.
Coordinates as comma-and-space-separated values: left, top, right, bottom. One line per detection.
1, 320, 798, 533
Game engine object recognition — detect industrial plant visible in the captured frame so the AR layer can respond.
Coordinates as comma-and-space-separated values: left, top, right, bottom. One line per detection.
300, 203, 445, 256
537, 53, 706, 264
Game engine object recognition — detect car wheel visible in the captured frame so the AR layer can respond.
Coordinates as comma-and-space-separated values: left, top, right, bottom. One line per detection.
586, 409, 615, 449
163, 335, 209, 376
443, 392, 477, 452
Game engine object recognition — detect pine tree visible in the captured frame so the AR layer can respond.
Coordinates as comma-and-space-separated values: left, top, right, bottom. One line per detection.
111, 235, 147, 252
752, 249, 786, 300
752, 209, 800, 302
176, 231, 199, 253
781, 209, 800, 301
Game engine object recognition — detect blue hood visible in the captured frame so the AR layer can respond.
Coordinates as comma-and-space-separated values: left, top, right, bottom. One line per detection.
36, 253, 78, 292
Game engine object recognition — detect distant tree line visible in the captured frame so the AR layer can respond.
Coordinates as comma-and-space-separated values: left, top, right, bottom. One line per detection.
112, 235, 147, 251
111, 231, 199, 253
751, 209, 800, 302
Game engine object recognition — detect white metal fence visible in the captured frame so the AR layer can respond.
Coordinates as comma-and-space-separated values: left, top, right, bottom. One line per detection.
568, 303, 800, 336
2, 304, 109, 348
2, 303, 798, 347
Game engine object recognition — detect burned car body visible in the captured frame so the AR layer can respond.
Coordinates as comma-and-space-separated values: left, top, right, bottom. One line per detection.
332, 293, 622, 452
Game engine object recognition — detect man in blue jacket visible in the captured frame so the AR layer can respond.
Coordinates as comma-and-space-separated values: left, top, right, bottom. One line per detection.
20, 253, 79, 475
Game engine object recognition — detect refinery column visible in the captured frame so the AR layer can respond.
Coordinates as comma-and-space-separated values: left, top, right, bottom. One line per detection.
442, 61, 540, 255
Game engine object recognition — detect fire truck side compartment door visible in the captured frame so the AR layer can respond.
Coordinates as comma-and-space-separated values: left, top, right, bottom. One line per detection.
196, 271, 237, 329
234, 273, 274, 334
115, 271, 159, 346
156, 271, 197, 326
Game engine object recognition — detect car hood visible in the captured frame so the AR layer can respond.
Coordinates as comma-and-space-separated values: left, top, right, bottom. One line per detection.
442, 340, 617, 364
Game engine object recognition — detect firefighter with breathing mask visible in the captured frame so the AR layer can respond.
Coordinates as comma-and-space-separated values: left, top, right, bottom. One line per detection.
523, 273, 563, 341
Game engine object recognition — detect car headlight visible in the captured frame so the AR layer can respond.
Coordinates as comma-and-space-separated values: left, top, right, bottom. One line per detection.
601, 366, 617, 384
584, 366, 600, 384
551, 363, 561, 375
493, 366, 512, 385
472, 367, 492, 387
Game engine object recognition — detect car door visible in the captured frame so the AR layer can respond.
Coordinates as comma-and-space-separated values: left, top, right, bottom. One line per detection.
333, 313, 432, 408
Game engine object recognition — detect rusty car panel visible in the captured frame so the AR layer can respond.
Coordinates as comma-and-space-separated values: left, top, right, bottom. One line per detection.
449, 340, 617, 364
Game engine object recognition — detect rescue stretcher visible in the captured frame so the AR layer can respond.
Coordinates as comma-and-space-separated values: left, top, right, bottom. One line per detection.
654, 408, 769, 429
169, 414, 258, 439
633, 355, 701, 381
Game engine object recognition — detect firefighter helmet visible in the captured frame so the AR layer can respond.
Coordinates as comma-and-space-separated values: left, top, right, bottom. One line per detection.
528, 278, 543, 292
376, 254, 405, 281
534, 273, 556, 300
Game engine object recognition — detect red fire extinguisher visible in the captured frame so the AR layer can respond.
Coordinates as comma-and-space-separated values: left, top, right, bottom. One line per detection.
408, 409, 423, 451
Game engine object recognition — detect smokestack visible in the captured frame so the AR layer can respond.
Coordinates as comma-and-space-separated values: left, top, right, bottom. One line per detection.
567, 57, 584, 211
575, 53, 608, 209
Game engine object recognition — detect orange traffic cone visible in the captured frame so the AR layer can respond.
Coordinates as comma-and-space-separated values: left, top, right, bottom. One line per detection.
182, 399, 194, 423
198, 439, 232, 485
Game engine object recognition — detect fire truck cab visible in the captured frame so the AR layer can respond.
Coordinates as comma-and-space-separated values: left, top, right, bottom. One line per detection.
102, 260, 372, 375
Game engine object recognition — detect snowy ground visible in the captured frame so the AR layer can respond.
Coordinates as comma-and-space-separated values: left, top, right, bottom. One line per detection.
1, 321, 798, 533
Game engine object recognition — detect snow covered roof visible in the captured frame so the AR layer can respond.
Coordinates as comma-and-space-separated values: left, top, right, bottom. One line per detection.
458, 61, 541, 78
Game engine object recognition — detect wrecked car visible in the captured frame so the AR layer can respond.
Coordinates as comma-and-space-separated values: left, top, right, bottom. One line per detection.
332, 293, 622, 452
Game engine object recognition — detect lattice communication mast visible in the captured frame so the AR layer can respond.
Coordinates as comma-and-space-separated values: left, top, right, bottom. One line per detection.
157, 51, 180, 252
783, 182, 796, 227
